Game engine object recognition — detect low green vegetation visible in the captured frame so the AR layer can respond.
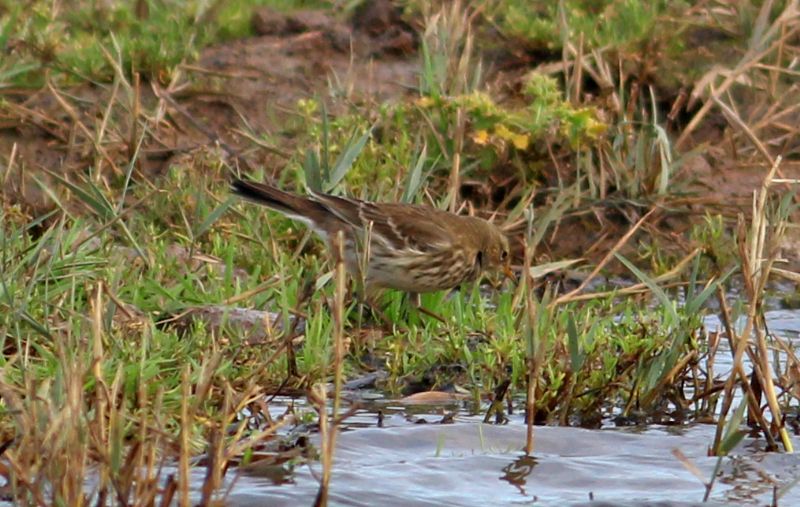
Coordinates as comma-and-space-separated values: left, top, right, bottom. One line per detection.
0, 0, 322, 86
0, 161, 730, 437
486, 0, 675, 51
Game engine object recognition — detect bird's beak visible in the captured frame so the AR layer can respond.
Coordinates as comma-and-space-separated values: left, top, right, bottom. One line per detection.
503, 263, 515, 280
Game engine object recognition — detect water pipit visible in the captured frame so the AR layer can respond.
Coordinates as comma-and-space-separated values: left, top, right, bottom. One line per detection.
232, 179, 511, 321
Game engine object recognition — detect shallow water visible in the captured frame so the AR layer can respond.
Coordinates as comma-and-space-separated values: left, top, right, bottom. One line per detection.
202, 308, 800, 506
197, 422, 799, 506
703, 308, 800, 381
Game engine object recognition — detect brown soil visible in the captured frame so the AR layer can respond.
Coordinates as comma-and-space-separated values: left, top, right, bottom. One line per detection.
1, 3, 418, 213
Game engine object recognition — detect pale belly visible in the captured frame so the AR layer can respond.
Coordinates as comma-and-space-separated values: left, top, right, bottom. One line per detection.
363, 251, 479, 293
333, 235, 481, 294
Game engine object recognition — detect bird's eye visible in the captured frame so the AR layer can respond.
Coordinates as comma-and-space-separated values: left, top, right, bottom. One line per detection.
501, 250, 508, 261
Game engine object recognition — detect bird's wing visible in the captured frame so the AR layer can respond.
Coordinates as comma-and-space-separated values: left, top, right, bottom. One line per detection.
364, 203, 454, 253
310, 191, 452, 253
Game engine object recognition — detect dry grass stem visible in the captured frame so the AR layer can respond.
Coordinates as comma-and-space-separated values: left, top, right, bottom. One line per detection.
554, 207, 656, 305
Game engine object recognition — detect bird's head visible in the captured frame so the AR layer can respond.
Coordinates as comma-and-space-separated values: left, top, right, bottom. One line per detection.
479, 223, 512, 279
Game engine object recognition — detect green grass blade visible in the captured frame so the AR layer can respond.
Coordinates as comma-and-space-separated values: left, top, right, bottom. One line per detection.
615, 253, 679, 327
566, 314, 584, 372
326, 129, 371, 192
685, 266, 736, 316
43, 170, 115, 220
719, 400, 747, 455
118, 127, 146, 212
303, 148, 322, 192
195, 196, 234, 239
19, 310, 53, 340
321, 101, 331, 183
402, 143, 428, 203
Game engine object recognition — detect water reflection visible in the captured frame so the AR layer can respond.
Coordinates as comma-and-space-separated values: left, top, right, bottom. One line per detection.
500, 454, 538, 497
240, 460, 297, 485
217, 423, 800, 506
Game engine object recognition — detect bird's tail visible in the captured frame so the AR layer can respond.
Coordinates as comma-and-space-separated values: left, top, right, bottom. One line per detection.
231, 179, 330, 228
230, 179, 305, 214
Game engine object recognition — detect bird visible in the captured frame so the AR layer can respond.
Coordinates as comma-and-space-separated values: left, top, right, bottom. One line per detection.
231, 178, 512, 303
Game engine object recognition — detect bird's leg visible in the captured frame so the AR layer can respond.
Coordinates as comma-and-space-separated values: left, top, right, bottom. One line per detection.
364, 298, 398, 331
349, 234, 398, 330
354, 284, 399, 332
408, 292, 446, 324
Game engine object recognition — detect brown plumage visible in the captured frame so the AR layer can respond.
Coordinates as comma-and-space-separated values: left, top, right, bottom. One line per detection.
231, 179, 510, 296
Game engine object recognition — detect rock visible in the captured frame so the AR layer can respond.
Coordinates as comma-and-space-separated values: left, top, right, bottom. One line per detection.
252, 7, 290, 36
287, 10, 335, 33
352, 0, 400, 35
